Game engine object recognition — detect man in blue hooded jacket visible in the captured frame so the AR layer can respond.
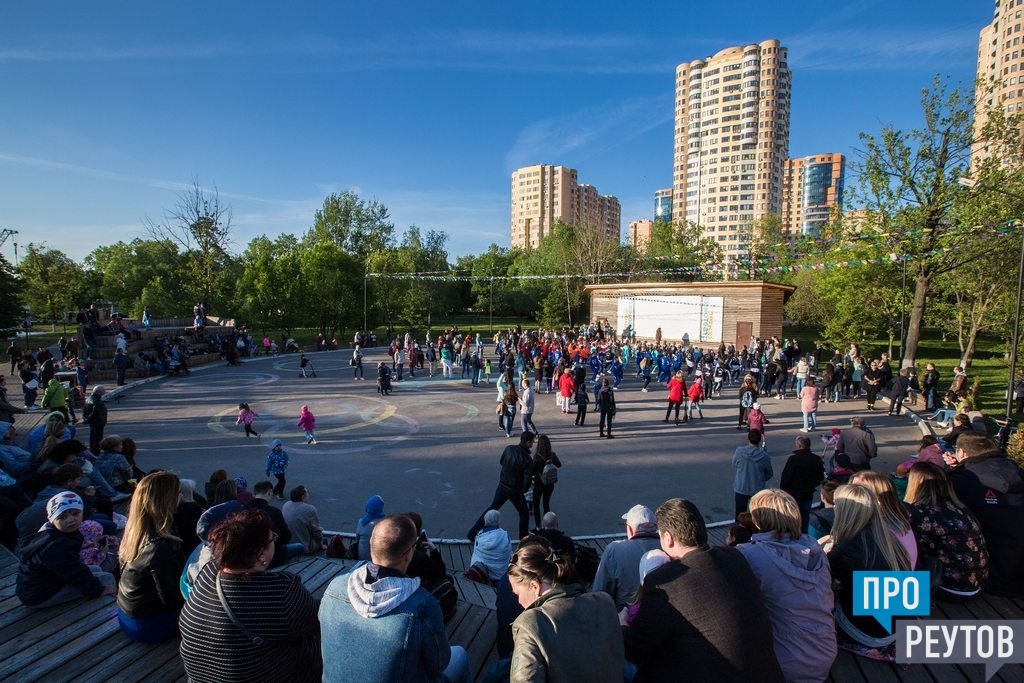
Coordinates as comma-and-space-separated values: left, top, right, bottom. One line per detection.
319, 515, 471, 683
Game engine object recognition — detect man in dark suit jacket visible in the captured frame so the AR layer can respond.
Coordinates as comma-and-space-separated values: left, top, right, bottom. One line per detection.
622, 498, 783, 683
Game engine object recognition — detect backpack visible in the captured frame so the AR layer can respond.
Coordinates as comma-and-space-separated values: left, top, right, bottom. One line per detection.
741, 390, 755, 408
325, 535, 348, 559
541, 461, 558, 486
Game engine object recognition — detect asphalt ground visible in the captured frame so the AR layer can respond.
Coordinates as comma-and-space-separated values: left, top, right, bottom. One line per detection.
101, 347, 927, 539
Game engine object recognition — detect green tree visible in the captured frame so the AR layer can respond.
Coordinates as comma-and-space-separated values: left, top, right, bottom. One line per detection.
235, 234, 305, 334
0, 254, 25, 334
17, 244, 84, 324
308, 191, 395, 261
641, 220, 723, 282
854, 78, 992, 367
84, 239, 187, 317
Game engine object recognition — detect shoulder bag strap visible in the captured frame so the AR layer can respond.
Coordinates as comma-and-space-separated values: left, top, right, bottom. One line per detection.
216, 572, 267, 646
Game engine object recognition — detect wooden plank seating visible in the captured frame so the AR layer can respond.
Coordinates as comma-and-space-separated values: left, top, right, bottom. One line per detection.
4, 514, 1024, 682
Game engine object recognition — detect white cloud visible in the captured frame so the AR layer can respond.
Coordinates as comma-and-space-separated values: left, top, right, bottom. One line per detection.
506, 95, 672, 173
785, 26, 978, 72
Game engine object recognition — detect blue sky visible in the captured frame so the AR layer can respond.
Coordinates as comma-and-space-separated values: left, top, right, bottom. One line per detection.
0, 1, 985, 266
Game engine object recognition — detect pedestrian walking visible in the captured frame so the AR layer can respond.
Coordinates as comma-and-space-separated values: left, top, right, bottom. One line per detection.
297, 404, 317, 445
235, 403, 260, 439
265, 439, 289, 500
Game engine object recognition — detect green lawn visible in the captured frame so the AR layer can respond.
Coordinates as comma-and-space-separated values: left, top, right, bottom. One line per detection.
782, 325, 1016, 419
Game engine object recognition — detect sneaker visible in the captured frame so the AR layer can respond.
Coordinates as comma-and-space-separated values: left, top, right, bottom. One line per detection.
799, 428, 810, 433
606, 434, 615, 439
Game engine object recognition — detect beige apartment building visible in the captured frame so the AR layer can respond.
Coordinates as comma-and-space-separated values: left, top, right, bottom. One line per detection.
973, 0, 1024, 166
672, 39, 791, 263
781, 154, 845, 237
510, 164, 620, 249
628, 219, 654, 250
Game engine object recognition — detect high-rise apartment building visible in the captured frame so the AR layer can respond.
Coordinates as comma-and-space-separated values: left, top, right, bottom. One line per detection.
654, 188, 673, 223
672, 40, 791, 262
510, 164, 620, 249
782, 154, 845, 237
973, 0, 1024, 167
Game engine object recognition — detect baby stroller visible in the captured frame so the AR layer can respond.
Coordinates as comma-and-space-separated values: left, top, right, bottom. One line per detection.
284, 338, 300, 353
377, 364, 393, 395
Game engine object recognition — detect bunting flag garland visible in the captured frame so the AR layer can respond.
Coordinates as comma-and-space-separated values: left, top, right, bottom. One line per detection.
365, 220, 1020, 282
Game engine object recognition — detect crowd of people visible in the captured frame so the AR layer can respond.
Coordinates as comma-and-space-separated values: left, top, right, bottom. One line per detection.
3, 320, 1023, 683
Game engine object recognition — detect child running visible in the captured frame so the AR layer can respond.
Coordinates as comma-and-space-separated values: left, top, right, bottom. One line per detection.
264, 439, 289, 500
235, 403, 260, 440
297, 404, 317, 445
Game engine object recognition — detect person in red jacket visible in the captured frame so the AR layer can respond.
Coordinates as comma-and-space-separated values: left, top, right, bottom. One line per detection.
664, 371, 687, 425
687, 372, 705, 419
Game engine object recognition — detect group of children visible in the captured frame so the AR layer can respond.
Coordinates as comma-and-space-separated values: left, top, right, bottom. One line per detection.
232, 403, 320, 499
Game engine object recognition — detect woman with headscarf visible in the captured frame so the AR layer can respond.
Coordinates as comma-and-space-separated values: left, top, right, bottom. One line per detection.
356, 494, 385, 561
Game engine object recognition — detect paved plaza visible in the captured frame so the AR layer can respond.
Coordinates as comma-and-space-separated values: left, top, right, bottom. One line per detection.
103, 347, 927, 539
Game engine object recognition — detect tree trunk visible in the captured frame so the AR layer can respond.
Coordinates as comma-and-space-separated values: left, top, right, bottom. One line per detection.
961, 325, 980, 369
902, 272, 930, 368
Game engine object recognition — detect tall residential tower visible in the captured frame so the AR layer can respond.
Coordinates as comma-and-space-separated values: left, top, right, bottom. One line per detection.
782, 154, 845, 238
672, 40, 791, 261
510, 164, 620, 249
973, 0, 1024, 167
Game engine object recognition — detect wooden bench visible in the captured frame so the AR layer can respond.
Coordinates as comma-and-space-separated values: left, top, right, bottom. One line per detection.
5, 518, 1022, 682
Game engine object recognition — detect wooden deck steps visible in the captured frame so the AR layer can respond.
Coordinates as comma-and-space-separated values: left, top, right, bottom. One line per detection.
3, 521, 1024, 681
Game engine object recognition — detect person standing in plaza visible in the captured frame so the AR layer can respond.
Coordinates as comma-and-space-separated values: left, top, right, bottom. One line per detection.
737, 375, 758, 429
922, 363, 941, 412
265, 439, 290, 500
799, 377, 821, 432
518, 378, 537, 435
466, 431, 534, 542
84, 385, 108, 456
733, 429, 774, 519
352, 344, 364, 380
664, 371, 687, 425
597, 378, 616, 438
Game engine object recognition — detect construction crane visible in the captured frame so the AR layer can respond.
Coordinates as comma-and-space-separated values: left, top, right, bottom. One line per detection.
0, 229, 16, 248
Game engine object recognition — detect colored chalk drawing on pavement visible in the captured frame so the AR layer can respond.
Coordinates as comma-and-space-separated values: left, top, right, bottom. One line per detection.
207, 395, 399, 437
272, 357, 352, 374
160, 372, 280, 392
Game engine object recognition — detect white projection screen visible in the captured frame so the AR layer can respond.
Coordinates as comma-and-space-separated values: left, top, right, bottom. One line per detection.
616, 295, 724, 343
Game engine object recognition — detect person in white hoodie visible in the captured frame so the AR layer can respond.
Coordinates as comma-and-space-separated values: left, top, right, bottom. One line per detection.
318, 515, 471, 683
469, 509, 512, 583
736, 489, 837, 683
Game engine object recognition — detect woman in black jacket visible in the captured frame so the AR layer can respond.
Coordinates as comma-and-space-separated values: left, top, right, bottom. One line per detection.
117, 471, 186, 642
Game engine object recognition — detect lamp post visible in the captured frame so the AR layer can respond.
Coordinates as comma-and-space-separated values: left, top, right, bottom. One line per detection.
959, 178, 1024, 447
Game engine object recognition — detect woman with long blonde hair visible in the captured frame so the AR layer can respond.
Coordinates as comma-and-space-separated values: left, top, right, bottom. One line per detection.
850, 470, 917, 569
825, 483, 910, 648
116, 471, 186, 642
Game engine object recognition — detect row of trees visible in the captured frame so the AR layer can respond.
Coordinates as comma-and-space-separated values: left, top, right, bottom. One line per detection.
3, 79, 1023, 371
